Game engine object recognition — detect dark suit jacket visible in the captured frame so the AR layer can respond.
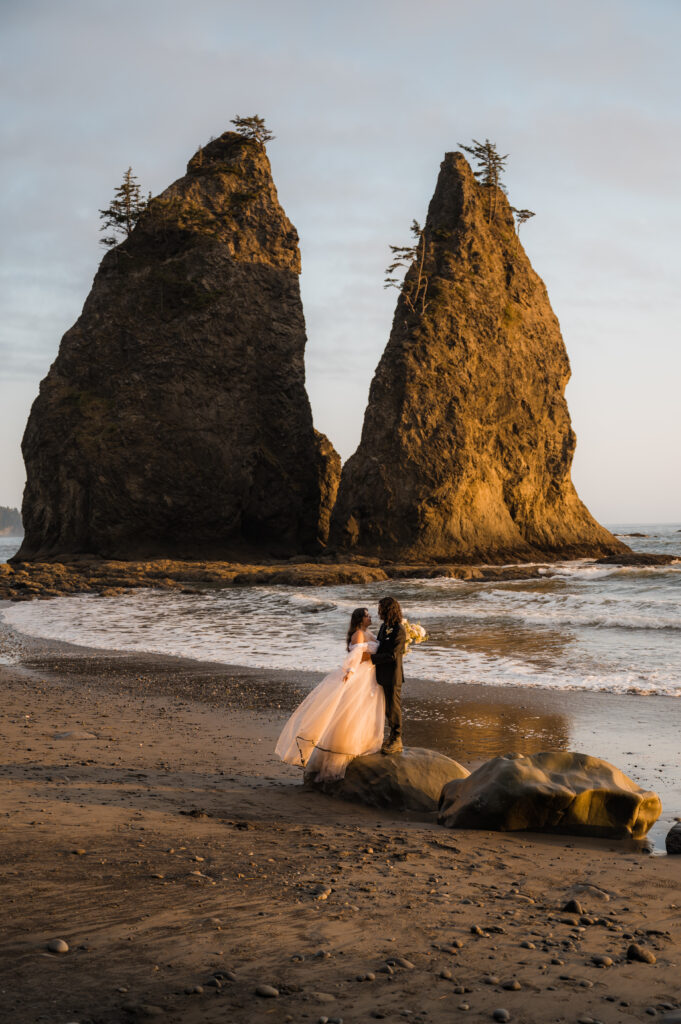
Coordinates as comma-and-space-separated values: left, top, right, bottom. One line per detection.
371, 622, 406, 692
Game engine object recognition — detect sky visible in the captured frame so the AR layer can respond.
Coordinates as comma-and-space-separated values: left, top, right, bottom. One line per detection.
1, 0, 679, 522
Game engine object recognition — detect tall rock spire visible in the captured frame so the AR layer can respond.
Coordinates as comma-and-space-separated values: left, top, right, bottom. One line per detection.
17, 132, 340, 560
331, 151, 626, 562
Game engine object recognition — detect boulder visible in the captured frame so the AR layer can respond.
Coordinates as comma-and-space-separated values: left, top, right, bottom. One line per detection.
17, 131, 339, 561
331, 151, 628, 563
307, 747, 469, 813
438, 751, 661, 839
665, 822, 681, 854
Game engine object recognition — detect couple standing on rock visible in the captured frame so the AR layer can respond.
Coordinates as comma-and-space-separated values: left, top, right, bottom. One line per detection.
275, 597, 406, 782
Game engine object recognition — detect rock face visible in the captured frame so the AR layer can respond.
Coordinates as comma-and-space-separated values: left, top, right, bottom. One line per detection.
438, 751, 661, 839
17, 132, 339, 561
331, 152, 628, 563
307, 747, 469, 812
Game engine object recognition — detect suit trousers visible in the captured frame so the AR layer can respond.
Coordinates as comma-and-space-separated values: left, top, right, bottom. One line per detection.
381, 678, 403, 737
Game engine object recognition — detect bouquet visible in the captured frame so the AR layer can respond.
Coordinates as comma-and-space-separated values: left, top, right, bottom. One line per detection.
402, 617, 427, 654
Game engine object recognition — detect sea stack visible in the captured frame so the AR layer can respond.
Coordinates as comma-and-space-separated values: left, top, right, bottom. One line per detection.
331, 152, 627, 562
17, 132, 340, 561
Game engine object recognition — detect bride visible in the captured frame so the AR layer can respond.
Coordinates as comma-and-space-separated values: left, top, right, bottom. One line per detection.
275, 607, 385, 782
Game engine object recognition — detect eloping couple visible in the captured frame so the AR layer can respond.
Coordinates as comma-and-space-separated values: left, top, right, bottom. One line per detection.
275, 597, 406, 782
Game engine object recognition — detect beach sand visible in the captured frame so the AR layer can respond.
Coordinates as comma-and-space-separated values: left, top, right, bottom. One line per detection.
1, 621, 680, 1023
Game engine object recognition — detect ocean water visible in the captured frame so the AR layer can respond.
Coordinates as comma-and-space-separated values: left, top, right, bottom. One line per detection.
0, 536, 21, 562
2, 524, 680, 697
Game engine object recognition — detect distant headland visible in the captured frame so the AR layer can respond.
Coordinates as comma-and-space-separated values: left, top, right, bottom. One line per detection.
0, 506, 22, 537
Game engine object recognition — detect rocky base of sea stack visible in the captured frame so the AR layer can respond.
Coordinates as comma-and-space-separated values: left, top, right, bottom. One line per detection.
1, 550, 676, 602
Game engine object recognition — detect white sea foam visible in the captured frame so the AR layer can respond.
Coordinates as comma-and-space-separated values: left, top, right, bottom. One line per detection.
3, 546, 681, 698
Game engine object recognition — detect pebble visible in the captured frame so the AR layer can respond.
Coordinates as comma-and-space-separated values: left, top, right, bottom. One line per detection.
389, 956, 415, 969
592, 955, 613, 968
471, 925, 485, 936
71, 849, 87, 856
366, 972, 376, 982
627, 943, 656, 964
47, 939, 69, 954
646, 1008, 658, 1017
550, 958, 564, 966
520, 941, 535, 950
440, 969, 452, 980
255, 984, 279, 998
563, 898, 583, 915
370, 1012, 386, 1020
459, 1004, 470, 1012
502, 980, 521, 991
185, 985, 203, 995
205, 977, 221, 989
483, 975, 501, 985
492, 1010, 510, 1022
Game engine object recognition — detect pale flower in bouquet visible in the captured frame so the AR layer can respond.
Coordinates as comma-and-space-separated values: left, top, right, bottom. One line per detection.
402, 617, 427, 654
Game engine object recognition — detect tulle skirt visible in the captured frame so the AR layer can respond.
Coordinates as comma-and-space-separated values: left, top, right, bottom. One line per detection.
275, 660, 386, 782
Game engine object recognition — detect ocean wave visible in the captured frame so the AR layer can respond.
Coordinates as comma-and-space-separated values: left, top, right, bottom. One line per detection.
3, 586, 681, 698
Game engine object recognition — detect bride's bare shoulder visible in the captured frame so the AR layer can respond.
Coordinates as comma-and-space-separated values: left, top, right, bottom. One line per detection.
350, 629, 366, 645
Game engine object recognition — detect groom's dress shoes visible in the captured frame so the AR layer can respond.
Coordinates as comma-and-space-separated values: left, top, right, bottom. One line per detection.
381, 734, 404, 755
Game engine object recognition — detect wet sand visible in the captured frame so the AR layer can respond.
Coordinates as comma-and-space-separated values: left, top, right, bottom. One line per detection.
0, 620, 680, 1023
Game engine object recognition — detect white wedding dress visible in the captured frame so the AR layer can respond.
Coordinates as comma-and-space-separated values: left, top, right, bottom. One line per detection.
275, 636, 386, 782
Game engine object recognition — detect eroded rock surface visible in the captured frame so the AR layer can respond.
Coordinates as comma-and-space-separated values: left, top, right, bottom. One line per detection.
331, 152, 628, 563
307, 747, 469, 813
18, 132, 338, 561
438, 751, 661, 839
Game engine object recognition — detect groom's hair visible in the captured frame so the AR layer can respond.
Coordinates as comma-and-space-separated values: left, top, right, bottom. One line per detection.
378, 596, 402, 629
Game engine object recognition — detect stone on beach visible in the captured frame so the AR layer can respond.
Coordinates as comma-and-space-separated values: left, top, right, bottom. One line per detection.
438, 751, 661, 839
255, 984, 279, 998
626, 943, 656, 964
47, 938, 69, 954
306, 747, 469, 812
664, 822, 681, 854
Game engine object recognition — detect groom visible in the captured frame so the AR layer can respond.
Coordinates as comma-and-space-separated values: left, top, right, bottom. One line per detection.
363, 596, 406, 755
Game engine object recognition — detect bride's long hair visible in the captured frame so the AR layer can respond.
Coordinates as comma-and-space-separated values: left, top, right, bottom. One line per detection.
347, 607, 368, 650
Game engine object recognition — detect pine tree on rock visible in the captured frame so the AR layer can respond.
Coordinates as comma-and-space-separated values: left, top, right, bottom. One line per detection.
99, 167, 151, 248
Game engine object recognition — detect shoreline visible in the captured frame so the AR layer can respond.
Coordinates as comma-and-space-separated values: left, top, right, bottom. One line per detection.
1, 625, 680, 1023
2, 615, 679, 850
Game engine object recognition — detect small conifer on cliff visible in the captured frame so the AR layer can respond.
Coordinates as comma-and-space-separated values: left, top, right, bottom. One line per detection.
230, 115, 275, 145
99, 167, 150, 248
458, 138, 509, 223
